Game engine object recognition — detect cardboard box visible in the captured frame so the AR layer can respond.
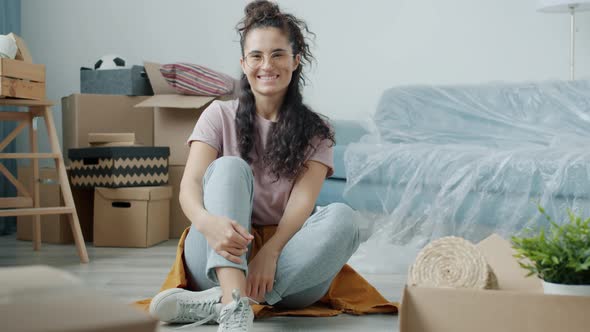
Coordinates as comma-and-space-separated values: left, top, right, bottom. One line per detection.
62, 94, 153, 164
0, 265, 157, 332
17, 166, 93, 244
399, 234, 590, 332
94, 185, 172, 247
135, 62, 234, 166
81, 65, 154, 96
169, 165, 191, 238
88, 132, 136, 146
69, 146, 170, 189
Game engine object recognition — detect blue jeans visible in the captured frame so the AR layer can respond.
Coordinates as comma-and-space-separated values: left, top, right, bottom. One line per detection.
184, 156, 360, 308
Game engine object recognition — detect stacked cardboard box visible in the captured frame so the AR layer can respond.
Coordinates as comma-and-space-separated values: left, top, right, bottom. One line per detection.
67, 134, 172, 248
63, 61, 234, 241
61, 94, 157, 247
68, 145, 170, 189
94, 186, 172, 247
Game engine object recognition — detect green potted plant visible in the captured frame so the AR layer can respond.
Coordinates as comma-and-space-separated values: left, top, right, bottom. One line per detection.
511, 204, 590, 296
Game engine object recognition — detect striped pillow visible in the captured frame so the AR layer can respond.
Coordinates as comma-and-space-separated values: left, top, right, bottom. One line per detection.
160, 63, 234, 96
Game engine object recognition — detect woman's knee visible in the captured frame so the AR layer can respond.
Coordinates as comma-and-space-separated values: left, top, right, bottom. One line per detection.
323, 203, 360, 249
211, 156, 251, 174
204, 156, 253, 186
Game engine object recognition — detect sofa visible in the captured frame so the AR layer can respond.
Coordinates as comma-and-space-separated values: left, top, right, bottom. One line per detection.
341, 80, 590, 246
316, 120, 368, 207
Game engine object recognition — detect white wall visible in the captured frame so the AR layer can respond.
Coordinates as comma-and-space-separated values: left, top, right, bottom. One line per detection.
19, 0, 590, 157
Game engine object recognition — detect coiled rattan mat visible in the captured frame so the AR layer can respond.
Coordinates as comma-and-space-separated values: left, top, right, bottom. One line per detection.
408, 236, 498, 289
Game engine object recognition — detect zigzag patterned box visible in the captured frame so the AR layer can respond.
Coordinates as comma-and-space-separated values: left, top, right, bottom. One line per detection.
68, 146, 170, 188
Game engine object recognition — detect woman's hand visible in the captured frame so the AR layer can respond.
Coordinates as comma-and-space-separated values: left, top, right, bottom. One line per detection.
246, 246, 280, 302
200, 214, 254, 264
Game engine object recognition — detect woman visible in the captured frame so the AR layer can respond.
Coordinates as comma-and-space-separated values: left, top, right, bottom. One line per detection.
149, 1, 359, 331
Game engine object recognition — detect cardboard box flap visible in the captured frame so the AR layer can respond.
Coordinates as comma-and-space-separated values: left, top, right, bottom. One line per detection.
134, 94, 215, 109
143, 61, 176, 94
96, 186, 172, 202
476, 233, 542, 292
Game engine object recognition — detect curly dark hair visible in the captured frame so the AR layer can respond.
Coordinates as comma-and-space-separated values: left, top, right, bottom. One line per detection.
235, 0, 335, 181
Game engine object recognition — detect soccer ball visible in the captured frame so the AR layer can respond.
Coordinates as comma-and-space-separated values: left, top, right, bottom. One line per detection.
94, 54, 127, 70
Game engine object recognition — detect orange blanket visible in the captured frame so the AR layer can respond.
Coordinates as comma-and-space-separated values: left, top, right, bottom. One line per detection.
133, 225, 398, 318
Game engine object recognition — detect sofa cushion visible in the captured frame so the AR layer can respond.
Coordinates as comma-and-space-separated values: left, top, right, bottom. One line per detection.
344, 141, 590, 230
315, 120, 368, 206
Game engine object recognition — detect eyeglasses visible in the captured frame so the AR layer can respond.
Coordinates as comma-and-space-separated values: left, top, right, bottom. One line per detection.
243, 51, 295, 69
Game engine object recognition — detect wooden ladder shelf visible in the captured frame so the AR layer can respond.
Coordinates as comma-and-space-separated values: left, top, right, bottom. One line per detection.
0, 99, 89, 263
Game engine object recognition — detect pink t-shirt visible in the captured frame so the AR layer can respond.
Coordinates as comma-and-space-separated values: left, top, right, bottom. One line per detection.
187, 99, 334, 226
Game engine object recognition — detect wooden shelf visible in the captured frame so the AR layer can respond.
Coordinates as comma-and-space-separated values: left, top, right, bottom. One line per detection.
0, 112, 30, 121
0, 197, 33, 209
0, 207, 74, 217
0, 98, 54, 107
0, 46, 89, 263
0, 153, 60, 159
0, 98, 88, 263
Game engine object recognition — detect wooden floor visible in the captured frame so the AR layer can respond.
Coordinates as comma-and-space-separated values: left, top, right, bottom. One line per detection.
0, 234, 405, 331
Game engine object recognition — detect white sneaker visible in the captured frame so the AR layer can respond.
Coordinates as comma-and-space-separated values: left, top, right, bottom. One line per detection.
217, 289, 255, 332
149, 287, 222, 327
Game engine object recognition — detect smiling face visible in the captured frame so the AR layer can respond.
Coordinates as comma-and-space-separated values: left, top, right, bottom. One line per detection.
240, 27, 300, 98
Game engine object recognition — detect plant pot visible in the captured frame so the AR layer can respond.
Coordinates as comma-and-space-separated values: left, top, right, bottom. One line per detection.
542, 281, 590, 297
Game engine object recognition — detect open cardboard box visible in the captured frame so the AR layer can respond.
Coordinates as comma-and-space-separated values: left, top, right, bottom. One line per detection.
399, 234, 590, 332
0, 265, 157, 332
134, 61, 235, 166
